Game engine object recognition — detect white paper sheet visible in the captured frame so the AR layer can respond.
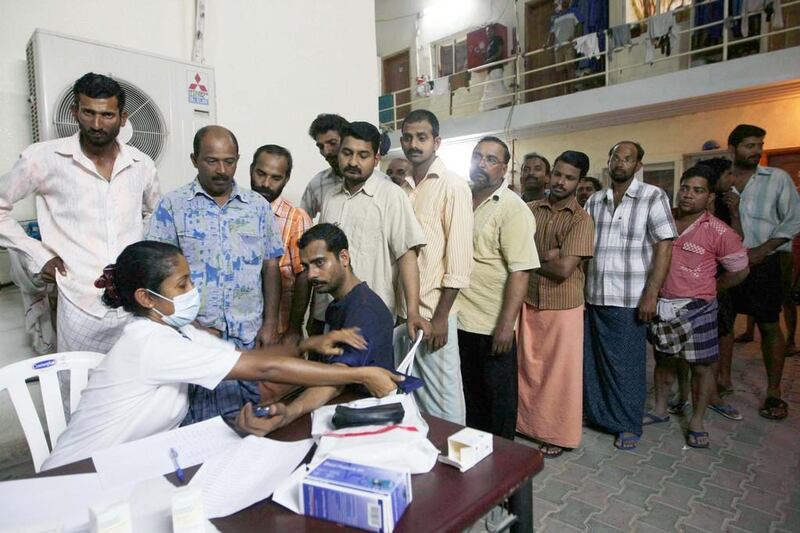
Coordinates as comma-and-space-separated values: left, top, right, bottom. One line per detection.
91, 416, 242, 489
0, 474, 219, 533
189, 435, 313, 518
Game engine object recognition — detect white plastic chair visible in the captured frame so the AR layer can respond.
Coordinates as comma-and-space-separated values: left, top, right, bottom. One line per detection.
0, 351, 104, 472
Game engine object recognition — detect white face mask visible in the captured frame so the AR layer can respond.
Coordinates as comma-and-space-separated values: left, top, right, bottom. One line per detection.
147, 288, 200, 328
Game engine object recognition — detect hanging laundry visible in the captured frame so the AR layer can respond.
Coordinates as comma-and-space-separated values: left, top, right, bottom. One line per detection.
645, 11, 677, 65
740, 0, 783, 37
607, 23, 632, 62
429, 76, 450, 96
573, 33, 601, 60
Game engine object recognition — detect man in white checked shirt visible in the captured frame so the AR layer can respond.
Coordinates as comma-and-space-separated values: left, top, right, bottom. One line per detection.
0, 73, 160, 353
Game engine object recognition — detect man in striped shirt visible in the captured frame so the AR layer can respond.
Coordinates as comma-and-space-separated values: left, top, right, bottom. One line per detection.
725, 124, 800, 420
583, 141, 677, 451
398, 109, 474, 424
249, 144, 312, 340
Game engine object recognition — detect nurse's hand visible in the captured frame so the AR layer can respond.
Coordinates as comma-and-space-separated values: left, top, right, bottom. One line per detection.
300, 328, 367, 356
235, 402, 295, 437
360, 367, 404, 398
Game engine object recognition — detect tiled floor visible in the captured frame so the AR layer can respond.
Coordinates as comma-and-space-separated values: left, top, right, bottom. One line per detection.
514, 323, 800, 533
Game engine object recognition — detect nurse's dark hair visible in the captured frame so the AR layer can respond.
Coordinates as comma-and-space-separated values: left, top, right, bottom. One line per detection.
96, 241, 183, 315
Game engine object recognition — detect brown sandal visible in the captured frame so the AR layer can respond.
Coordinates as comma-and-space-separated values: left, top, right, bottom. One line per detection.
759, 397, 788, 420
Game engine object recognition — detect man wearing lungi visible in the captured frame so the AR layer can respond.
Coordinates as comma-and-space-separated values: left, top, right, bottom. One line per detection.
646, 165, 749, 448
518, 151, 594, 457
583, 141, 677, 451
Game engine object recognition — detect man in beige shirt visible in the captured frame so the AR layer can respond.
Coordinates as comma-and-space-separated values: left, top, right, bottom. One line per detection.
458, 136, 539, 438
318, 121, 428, 341
398, 109, 474, 424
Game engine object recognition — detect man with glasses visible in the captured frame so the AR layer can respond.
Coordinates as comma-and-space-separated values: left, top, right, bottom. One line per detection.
582, 141, 677, 451
458, 137, 538, 438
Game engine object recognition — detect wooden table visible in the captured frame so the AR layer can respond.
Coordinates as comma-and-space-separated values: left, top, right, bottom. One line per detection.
43, 408, 543, 532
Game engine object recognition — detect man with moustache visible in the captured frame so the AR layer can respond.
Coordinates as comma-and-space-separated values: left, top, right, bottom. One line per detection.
518, 151, 595, 458
147, 125, 284, 422
457, 136, 538, 438
520, 153, 550, 202
724, 124, 800, 420
398, 109, 474, 424
386, 157, 412, 186
0, 72, 160, 353
250, 144, 312, 340
300, 113, 348, 336
576, 176, 602, 207
236, 223, 396, 437
300, 113, 348, 220
318, 121, 428, 342
583, 141, 677, 450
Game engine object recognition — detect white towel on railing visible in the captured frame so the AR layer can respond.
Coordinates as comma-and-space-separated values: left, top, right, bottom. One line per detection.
573, 33, 600, 60
740, 0, 783, 37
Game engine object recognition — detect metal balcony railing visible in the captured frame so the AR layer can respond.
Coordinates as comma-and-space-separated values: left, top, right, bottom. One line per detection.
379, 0, 799, 131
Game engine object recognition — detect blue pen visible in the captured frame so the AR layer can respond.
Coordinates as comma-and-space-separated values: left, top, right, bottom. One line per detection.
169, 447, 186, 484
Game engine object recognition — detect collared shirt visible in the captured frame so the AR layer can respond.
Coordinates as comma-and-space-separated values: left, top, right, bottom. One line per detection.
300, 167, 342, 219
527, 195, 595, 310
584, 178, 677, 308
661, 211, 748, 300
400, 157, 474, 319
738, 165, 800, 253
0, 133, 160, 317
271, 196, 312, 335
458, 183, 539, 335
315, 169, 426, 320
146, 180, 284, 347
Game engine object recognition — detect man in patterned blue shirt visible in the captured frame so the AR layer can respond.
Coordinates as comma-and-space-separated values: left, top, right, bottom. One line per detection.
146, 125, 284, 422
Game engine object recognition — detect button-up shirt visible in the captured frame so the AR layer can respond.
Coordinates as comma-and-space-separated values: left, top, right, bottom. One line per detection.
738, 166, 800, 253
584, 178, 677, 308
527, 195, 595, 310
458, 183, 539, 335
400, 157, 474, 319
0, 133, 160, 317
300, 167, 342, 219
315, 169, 426, 320
271, 196, 312, 335
661, 211, 748, 300
146, 180, 284, 347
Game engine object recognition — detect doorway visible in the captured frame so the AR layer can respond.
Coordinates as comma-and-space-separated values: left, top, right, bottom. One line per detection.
382, 50, 411, 129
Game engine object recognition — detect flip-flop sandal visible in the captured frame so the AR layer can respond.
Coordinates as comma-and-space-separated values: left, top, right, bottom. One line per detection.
708, 403, 743, 421
539, 443, 564, 458
759, 397, 788, 420
686, 430, 710, 448
667, 399, 690, 415
642, 412, 670, 426
614, 433, 639, 450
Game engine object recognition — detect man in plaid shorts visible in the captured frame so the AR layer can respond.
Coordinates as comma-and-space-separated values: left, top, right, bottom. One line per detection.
646, 165, 749, 448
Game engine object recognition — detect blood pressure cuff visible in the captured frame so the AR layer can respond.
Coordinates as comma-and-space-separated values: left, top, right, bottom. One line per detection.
331, 402, 406, 429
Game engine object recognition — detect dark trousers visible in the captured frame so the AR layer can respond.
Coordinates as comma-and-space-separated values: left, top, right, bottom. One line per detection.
457, 329, 518, 439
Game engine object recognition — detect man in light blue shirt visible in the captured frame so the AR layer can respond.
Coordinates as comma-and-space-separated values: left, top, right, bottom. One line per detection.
725, 124, 800, 421
147, 125, 284, 422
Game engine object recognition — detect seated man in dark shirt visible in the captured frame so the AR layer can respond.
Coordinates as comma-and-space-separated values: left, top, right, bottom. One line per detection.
236, 223, 395, 435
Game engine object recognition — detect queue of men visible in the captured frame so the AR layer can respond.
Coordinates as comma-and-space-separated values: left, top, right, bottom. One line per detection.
1, 72, 799, 460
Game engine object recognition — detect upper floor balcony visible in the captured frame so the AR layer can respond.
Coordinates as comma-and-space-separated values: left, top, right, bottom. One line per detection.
377, 0, 800, 140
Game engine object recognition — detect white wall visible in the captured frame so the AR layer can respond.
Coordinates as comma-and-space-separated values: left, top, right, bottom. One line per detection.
0, 0, 379, 218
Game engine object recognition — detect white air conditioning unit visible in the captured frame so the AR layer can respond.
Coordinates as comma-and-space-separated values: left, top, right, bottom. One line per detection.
26, 29, 217, 194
